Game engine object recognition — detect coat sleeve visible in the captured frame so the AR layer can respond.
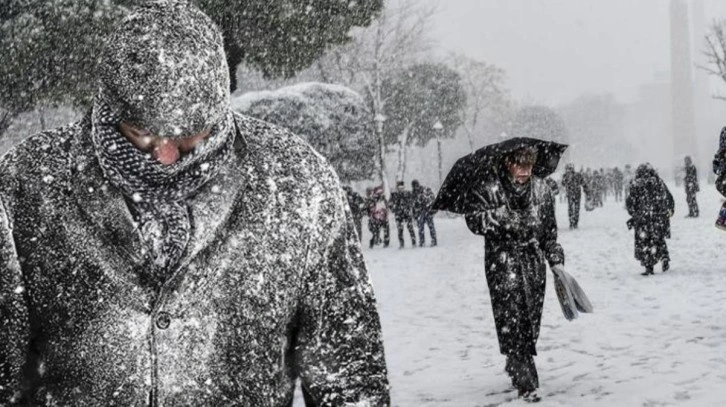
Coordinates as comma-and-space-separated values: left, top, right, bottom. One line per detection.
295, 187, 390, 407
0, 198, 29, 404
539, 188, 564, 267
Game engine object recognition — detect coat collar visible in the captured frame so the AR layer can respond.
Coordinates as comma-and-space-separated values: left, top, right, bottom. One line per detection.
66, 113, 249, 294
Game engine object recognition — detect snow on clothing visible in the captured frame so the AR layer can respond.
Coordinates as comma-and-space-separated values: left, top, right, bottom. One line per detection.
626, 166, 674, 269
464, 176, 564, 358
561, 169, 584, 228
0, 113, 390, 406
367, 193, 390, 248
684, 163, 699, 217
390, 191, 416, 247
93, 96, 236, 281
412, 185, 437, 246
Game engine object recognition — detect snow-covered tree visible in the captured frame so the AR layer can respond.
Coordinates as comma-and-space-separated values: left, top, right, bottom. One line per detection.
306, 0, 437, 196
0, 0, 123, 136
232, 82, 376, 182
382, 63, 466, 182
0, 0, 383, 138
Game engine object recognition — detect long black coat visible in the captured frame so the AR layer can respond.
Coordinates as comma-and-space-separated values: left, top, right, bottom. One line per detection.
465, 176, 563, 356
626, 169, 674, 267
0, 114, 389, 406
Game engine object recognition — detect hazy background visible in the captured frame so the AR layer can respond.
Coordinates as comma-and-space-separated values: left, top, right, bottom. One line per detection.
432, 0, 726, 105
411, 0, 726, 182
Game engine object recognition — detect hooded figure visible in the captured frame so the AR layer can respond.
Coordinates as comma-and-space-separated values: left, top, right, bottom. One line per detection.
626, 163, 674, 275
0, 2, 389, 406
464, 147, 564, 402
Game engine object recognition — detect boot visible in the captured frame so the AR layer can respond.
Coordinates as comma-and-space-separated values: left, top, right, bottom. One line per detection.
519, 390, 541, 403
641, 265, 654, 276
662, 259, 669, 272
505, 355, 539, 400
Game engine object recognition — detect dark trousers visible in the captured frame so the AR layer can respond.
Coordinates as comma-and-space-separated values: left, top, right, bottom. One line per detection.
353, 215, 363, 242
369, 219, 390, 248
567, 194, 581, 228
614, 189, 622, 202
396, 216, 416, 247
417, 214, 437, 246
686, 192, 699, 217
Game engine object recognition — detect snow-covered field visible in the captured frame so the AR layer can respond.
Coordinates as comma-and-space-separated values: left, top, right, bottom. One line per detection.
360, 184, 726, 406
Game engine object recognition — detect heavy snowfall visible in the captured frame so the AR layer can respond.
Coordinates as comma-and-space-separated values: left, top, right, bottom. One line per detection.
4, 0, 726, 406
354, 185, 726, 406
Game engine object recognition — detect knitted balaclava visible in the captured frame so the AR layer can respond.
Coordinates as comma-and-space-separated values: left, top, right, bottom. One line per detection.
91, 0, 235, 283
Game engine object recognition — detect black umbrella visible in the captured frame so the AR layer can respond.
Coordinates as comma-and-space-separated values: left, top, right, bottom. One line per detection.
432, 137, 568, 214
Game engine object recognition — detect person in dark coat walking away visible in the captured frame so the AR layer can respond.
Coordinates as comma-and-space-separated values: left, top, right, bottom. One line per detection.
612, 167, 624, 202
683, 156, 699, 217
390, 181, 417, 248
412, 180, 438, 247
367, 185, 390, 248
464, 147, 565, 402
561, 164, 584, 229
0, 2, 389, 405
343, 185, 366, 242
626, 164, 674, 276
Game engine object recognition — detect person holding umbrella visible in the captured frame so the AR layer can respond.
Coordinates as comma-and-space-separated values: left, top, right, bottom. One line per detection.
434, 138, 591, 402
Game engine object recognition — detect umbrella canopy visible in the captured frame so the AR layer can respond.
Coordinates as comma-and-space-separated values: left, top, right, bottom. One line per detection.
432, 137, 568, 214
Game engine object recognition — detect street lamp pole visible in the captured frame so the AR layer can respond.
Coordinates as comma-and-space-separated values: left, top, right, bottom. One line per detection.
433, 121, 444, 187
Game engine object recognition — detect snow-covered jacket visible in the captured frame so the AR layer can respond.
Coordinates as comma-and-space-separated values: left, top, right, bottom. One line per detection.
0, 113, 389, 406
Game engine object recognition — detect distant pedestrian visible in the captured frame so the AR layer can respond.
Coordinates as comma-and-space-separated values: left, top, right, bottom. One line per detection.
367, 185, 390, 248
561, 164, 584, 229
626, 164, 674, 276
343, 185, 366, 241
612, 167, 624, 202
412, 180, 437, 247
683, 156, 699, 218
390, 181, 417, 248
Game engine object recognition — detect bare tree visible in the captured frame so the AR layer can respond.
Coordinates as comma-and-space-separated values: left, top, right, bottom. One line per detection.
448, 53, 513, 152
703, 21, 726, 100
313, 0, 437, 197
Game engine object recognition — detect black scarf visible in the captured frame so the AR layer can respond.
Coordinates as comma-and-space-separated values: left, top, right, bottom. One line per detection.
91, 96, 235, 281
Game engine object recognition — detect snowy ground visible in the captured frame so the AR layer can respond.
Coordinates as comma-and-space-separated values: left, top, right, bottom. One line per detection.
353, 184, 726, 406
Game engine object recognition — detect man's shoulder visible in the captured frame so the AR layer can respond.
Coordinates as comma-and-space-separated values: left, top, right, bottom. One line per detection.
0, 121, 82, 187
235, 113, 335, 179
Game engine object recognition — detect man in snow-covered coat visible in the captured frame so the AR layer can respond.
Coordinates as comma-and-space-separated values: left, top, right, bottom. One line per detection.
0, 2, 389, 406
464, 147, 564, 402
626, 163, 674, 276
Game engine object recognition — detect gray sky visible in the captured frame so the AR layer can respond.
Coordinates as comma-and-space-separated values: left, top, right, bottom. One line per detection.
432, 0, 726, 105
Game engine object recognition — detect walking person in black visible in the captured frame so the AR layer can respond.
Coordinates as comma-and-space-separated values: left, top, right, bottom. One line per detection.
561, 164, 584, 229
464, 146, 565, 402
412, 180, 438, 247
612, 167, 624, 202
626, 164, 674, 275
684, 156, 700, 218
343, 186, 366, 242
390, 181, 417, 248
